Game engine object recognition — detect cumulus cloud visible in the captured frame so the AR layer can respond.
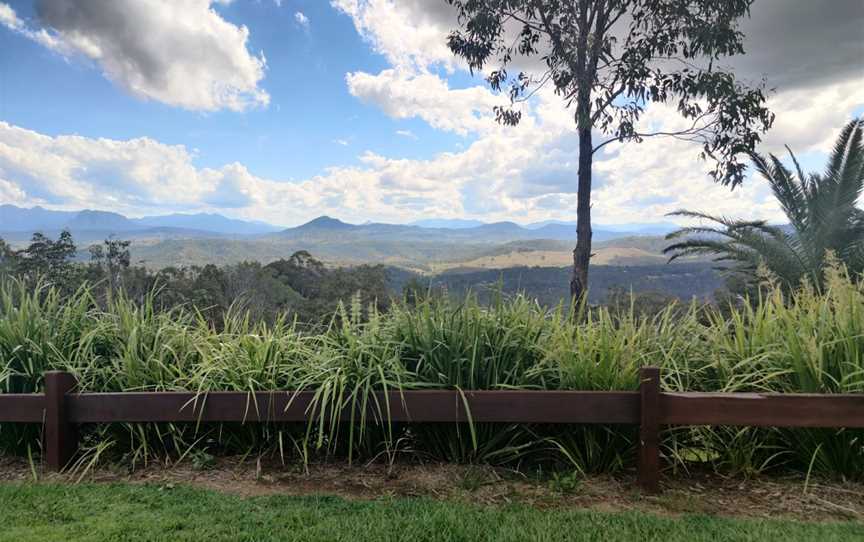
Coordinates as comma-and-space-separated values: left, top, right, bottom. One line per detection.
0, 111, 789, 228
330, 0, 862, 224
0, 1, 859, 227
0, 3, 21, 29
294, 11, 310, 30
0, 2, 68, 52
331, 0, 460, 72
334, 0, 863, 144
0, 122, 460, 224
1, 0, 269, 112
347, 69, 508, 136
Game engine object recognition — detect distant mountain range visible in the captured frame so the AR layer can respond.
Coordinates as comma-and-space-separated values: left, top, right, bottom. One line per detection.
1, 205, 687, 270
0, 205, 283, 239
1, 205, 681, 244
524, 220, 679, 235
408, 218, 486, 229
274, 216, 679, 244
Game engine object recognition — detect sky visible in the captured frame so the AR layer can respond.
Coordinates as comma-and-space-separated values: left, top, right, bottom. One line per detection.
0, 0, 862, 227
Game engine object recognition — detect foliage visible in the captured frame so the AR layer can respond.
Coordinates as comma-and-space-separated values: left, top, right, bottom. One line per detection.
665, 118, 864, 292
447, 0, 773, 184
0, 232, 390, 329
5, 231, 79, 289
444, 0, 774, 298
88, 237, 131, 293
0, 262, 861, 479
424, 263, 722, 306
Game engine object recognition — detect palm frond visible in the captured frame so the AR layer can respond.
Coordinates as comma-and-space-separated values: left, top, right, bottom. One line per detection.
666, 118, 863, 291
753, 152, 808, 235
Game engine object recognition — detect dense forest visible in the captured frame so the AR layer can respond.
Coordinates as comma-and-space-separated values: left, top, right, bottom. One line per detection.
431, 263, 721, 305
0, 231, 726, 327
0, 233, 390, 327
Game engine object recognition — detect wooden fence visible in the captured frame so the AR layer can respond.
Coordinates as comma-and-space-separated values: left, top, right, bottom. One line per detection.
1, 367, 863, 492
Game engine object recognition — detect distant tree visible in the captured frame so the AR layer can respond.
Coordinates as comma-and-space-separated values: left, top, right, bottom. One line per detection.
324, 264, 390, 314
192, 264, 229, 323
16, 230, 78, 287
265, 252, 390, 325
444, 0, 774, 302
89, 237, 131, 292
266, 251, 326, 298
221, 261, 304, 324
665, 119, 864, 291
605, 287, 683, 320
0, 237, 18, 277
402, 277, 431, 306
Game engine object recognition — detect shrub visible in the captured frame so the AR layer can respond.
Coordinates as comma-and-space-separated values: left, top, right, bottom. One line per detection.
0, 265, 861, 479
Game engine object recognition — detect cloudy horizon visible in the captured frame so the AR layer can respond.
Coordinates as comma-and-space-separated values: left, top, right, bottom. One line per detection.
0, 0, 862, 228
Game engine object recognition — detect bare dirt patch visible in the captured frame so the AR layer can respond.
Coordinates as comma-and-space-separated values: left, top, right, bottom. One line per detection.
1, 455, 861, 523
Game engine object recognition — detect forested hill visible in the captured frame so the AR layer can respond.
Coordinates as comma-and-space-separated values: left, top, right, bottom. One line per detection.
391, 263, 723, 306
0, 227, 724, 328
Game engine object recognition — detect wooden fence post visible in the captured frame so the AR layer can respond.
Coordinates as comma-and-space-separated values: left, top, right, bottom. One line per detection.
44, 371, 78, 471
638, 366, 661, 493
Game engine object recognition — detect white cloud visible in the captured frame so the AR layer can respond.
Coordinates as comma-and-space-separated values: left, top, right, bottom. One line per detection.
331, 0, 460, 72
0, 178, 27, 205
0, 2, 68, 52
0, 114, 787, 229
347, 69, 507, 136
330, 0, 863, 226
295, 11, 310, 30
395, 130, 417, 140
2, 0, 269, 112
0, 121, 474, 225
0, 3, 21, 29
1, 0, 860, 229
759, 80, 864, 154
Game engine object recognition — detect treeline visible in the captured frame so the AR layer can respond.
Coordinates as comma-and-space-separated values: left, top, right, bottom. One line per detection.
416, 264, 723, 307
0, 232, 389, 327
1, 230, 736, 327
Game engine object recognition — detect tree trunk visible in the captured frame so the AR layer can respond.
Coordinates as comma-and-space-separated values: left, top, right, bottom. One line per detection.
571, 126, 593, 303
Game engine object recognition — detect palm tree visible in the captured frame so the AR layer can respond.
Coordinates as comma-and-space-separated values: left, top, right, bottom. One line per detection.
664, 118, 864, 291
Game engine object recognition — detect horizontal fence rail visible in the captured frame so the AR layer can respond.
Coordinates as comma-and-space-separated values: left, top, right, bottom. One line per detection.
0, 394, 45, 423
660, 392, 864, 428
0, 368, 862, 493
67, 390, 642, 424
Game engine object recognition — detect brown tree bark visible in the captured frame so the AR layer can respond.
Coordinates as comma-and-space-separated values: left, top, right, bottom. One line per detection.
571, 125, 593, 303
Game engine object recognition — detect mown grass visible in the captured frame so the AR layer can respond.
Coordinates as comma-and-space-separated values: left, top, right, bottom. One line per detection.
0, 483, 860, 542
0, 262, 862, 479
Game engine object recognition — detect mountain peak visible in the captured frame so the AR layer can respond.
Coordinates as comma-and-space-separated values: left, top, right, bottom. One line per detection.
0, 204, 281, 236
67, 209, 138, 231
296, 216, 353, 230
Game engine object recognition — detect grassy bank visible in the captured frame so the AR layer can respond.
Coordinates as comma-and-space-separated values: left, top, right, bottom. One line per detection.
0, 483, 861, 542
0, 264, 862, 478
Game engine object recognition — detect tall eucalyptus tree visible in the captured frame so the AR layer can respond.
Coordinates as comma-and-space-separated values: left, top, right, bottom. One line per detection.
445, 0, 774, 301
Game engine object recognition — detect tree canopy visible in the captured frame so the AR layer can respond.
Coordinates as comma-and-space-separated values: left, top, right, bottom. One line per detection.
665, 118, 864, 291
444, 0, 774, 300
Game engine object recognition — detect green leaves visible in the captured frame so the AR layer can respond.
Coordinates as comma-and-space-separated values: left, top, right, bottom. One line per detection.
444, 0, 773, 185
664, 119, 864, 292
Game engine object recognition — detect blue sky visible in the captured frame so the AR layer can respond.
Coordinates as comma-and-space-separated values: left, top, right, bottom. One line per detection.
1, 0, 468, 180
0, 0, 862, 227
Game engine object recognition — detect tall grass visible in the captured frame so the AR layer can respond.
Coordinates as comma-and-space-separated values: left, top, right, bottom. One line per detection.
0, 265, 861, 479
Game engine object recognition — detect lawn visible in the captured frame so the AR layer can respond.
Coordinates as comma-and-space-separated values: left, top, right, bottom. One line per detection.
0, 483, 860, 542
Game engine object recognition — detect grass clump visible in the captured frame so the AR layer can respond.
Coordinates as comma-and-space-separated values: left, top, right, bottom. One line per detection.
0, 264, 862, 479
